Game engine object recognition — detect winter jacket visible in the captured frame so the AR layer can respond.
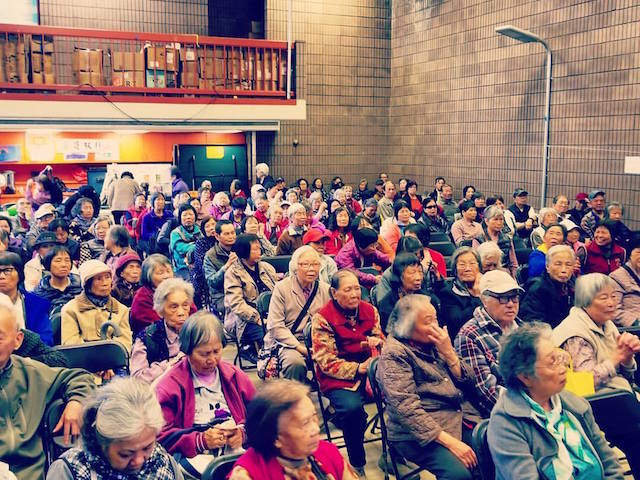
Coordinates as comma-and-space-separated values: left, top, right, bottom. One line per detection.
123, 206, 147, 241
275, 226, 306, 255
155, 357, 255, 458
171, 177, 189, 197
32, 273, 83, 317
106, 176, 142, 211
0, 356, 94, 480
437, 279, 483, 340
378, 336, 480, 445
380, 217, 416, 252
190, 236, 217, 308
203, 243, 233, 317
324, 229, 353, 256
130, 285, 160, 336
19, 290, 54, 346
61, 292, 132, 351
610, 263, 640, 327
489, 389, 624, 480
15, 329, 70, 367
334, 239, 391, 288
519, 272, 574, 328
140, 209, 174, 242
169, 225, 202, 273
79, 239, 105, 265
584, 242, 626, 275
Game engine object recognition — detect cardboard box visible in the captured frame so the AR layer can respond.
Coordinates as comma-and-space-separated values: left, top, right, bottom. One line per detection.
30, 36, 54, 53
43, 54, 53, 74
32, 71, 43, 84
134, 52, 144, 71
134, 70, 145, 87
165, 48, 178, 71
199, 57, 225, 78
112, 71, 124, 86
44, 72, 55, 84
89, 50, 102, 72
111, 51, 125, 71
145, 69, 166, 88
31, 52, 43, 72
146, 46, 166, 70
5, 54, 27, 83
72, 49, 90, 72
180, 47, 196, 62
74, 70, 102, 86
180, 72, 198, 88
112, 51, 143, 71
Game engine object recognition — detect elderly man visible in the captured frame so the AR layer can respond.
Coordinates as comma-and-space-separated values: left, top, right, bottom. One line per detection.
508, 188, 537, 246
438, 184, 458, 225
580, 189, 606, 240
552, 194, 572, 222
379, 294, 481, 480
454, 270, 523, 417
377, 181, 397, 221
0, 296, 94, 480
203, 220, 237, 318
24, 203, 56, 252
262, 246, 330, 381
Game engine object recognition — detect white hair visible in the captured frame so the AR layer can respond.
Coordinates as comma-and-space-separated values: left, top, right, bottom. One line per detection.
538, 207, 558, 225
309, 191, 323, 203
153, 278, 194, 316
256, 163, 269, 176
476, 241, 503, 262
546, 244, 575, 264
287, 202, 306, 220
212, 191, 230, 207
574, 273, 617, 309
289, 245, 320, 274
389, 294, 432, 339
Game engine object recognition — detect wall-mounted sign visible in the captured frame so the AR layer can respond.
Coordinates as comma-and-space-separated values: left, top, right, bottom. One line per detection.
56, 138, 120, 162
0, 0, 38, 25
624, 156, 640, 175
0, 145, 21, 162
26, 132, 55, 162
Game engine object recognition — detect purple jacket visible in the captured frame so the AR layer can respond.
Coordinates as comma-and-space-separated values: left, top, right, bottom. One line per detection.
140, 209, 173, 241
334, 239, 390, 288
155, 357, 255, 458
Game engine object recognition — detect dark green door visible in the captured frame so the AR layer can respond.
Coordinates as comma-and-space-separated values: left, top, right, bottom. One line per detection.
176, 144, 248, 192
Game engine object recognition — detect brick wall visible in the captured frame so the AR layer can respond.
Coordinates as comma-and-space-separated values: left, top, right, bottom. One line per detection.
389, 0, 640, 228
260, 0, 391, 188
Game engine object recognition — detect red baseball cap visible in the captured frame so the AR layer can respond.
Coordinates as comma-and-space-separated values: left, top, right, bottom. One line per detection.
303, 228, 330, 244
575, 192, 588, 201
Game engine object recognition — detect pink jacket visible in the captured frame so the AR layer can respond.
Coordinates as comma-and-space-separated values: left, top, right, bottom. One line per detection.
155, 357, 255, 457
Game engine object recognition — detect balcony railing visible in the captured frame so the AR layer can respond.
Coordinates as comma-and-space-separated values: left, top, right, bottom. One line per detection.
0, 23, 295, 103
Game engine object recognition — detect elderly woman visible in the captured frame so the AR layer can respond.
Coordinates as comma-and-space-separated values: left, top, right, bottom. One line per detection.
472, 205, 518, 277
230, 379, 358, 480
259, 246, 330, 381
209, 191, 231, 220
584, 220, 626, 275
451, 201, 482, 246
295, 228, 338, 284
419, 196, 449, 234
170, 204, 202, 279
156, 311, 255, 477
111, 252, 142, 307
309, 190, 328, 223
222, 196, 247, 231
528, 223, 568, 278
311, 269, 385, 475
610, 236, 640, 327
241, 215, 276, 257
475, 241, 503, 273
379, 295, 481, 480
131, 278, 193, 384
325, 206, 353, 255
33, 245, 82, 317
140, 192, 173, 248
190, 216, 217, 308
225, 233, 278, 362
520, 245, 576, 328
437, 247, 483, 340
47, 377, 184, 479
0, 251, 53, 345
48, 218, 80, 262
564, 220, 587, 271
68, 196, 96, 243
488, 322, 625, 480
100, 225, 135, 271
276, 202, 308, 255
265, 203, 286, 245
61, 259, 132, 351
529, 207, 559, 249
130, 254, 176, 335
123, 192, 147, 242
380, 200, 417, 252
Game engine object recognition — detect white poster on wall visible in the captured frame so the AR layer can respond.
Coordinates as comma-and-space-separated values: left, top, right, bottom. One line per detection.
0, 0, 38, 25
624, 156, 640, 175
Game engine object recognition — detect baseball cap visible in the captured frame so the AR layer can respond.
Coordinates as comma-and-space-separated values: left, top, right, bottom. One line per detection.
513, 188, 528, 198
588, 189, 605, 200
479, 270, 524, 295
303, 229, 330, 245
34, 203, 56, 219
575, 192, 588, 201
33, 231, 58, 249
78, 259, 111, 288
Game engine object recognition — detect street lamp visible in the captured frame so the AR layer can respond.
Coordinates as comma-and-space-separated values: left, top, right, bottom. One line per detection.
495, 25, 552, 209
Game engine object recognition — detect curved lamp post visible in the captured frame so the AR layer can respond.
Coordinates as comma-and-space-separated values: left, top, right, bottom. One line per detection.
495, 25, 552, 209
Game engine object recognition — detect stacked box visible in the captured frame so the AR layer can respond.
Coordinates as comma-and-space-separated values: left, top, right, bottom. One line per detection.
179, 46, 198, 88
2, 35, 28, 83
72, 48, 103, 86
145, 45, 177, 88
111, 51, 145, 87
197, 47, 225, 89
30, 36, 55, 84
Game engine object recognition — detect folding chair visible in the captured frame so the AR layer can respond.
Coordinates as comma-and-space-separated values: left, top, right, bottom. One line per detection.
359, 267, 379, 276
515, 247, 532, 265
261, 255, 292, 273
51, 340, 130, 374
429, 232, 451, 243
201, 453, 242, 480
515, 264, 529, 286
367, 358, 426, 480
429, 241, 456, 256
256, 291, 272, 336
471, 419, 495, 480
42, 399, 79, 473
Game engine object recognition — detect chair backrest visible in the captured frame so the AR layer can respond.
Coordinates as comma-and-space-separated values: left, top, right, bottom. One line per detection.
42, 399, 79, 472
516, 264, 529, 286
429, 231, 451, 243
261, 255, 292, 273
359, 267, 379, 276
256, 291, 272, 319
52, 340, 130, 373
472, 419, 495, 480
201, 453, 242, 480
515, 247, 532, 265
429, 241, 456, 256
586, 388, 640, 434
303, 321, 313, 351
50, 310, 62, 346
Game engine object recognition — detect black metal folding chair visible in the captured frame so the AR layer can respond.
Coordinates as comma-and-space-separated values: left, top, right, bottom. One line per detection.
471, 419, 495, 480
201, 453, 242, 480
42, 399, 79, 473
51, 340, 130, 374
261, 254, 292, 273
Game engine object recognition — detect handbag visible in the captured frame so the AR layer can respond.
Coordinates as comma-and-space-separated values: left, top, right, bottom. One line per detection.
257, 281, 319, 380
563, 360, 595, 397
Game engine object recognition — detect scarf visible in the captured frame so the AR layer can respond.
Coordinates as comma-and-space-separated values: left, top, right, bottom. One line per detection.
278, 455, 333, 480
85, 288, 110, 308
521, 392, 600, 480
74, 215, 95, 231
62, 444, 177, 480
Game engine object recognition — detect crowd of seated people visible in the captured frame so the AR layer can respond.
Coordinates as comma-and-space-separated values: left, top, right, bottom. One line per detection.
1, 165, 640, 480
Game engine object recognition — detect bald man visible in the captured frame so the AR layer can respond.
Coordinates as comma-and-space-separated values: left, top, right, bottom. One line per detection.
0, 296, 94, 480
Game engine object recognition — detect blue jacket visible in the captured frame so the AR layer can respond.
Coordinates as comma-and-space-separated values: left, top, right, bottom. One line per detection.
23, 290, 53, 346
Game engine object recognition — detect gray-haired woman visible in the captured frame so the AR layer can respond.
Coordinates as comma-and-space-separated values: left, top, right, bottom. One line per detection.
130, 278, 194, 384
472, 205, 518, 277
130, 254, 175, 335
275, 202, 308, 255
47, 377, 184, 479
156, 311, 255, 478
488, 322, 624, 480
78, 215, 113, 265
259, 245, 330, 381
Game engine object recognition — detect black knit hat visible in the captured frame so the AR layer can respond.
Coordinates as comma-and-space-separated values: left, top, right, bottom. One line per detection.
354, 227, 378, 250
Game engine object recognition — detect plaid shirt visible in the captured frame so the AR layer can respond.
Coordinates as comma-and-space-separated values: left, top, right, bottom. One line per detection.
454, 306, 520, 417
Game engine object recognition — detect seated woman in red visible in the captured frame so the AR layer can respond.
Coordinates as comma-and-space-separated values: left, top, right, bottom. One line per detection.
324, 207, 353, 255
584, 220, 626, 275
229, 379, 358, 480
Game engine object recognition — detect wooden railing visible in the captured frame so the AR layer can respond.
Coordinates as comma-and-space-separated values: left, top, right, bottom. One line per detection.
0, 23, 295, 102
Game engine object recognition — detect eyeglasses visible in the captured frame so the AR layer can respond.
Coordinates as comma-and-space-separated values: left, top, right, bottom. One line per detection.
485, 292, 520, 304
0, 266, 17, 277
425, 205, 437, 209
298, 262, 321, 270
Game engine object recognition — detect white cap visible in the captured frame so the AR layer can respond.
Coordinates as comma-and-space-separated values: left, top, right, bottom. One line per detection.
479, 270, 523, 295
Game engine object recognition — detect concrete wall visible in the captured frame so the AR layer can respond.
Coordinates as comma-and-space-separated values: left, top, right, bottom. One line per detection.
388, 0, 640, 227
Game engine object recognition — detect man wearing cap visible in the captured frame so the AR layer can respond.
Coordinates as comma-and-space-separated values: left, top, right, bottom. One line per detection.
373, 179, 385, 201
454, 270, 523, 417
24, 203, 56, 252
378, 181, 397, 221
290, 229, 337, 284
357, 198, 381, 232
335, 227, 391, 288
580, 189, 606, 241
507, 188, 537, 245
23, 231, 60, 292
568, 192, 588, 225
438, 183, 458, 225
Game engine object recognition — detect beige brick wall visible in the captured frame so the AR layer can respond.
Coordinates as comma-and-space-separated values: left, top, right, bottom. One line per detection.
260, 0, 391, 188
389, 0, 640, 227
